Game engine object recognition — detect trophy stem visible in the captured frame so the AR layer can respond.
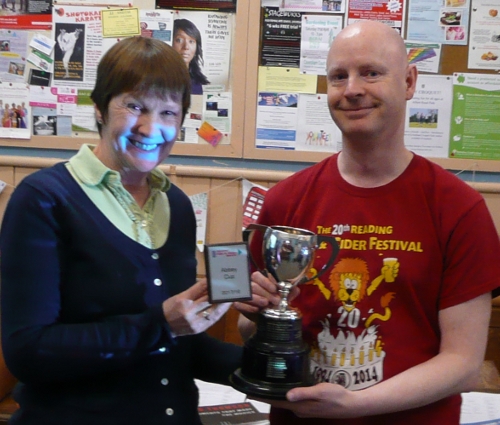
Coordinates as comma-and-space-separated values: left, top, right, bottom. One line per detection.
278, 281, 291, 313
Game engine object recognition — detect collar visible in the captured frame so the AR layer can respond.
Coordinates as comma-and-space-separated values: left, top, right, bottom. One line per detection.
69, 144, 171, 192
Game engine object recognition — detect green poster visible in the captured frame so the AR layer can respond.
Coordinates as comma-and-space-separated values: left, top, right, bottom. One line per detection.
449, 73, 500, 159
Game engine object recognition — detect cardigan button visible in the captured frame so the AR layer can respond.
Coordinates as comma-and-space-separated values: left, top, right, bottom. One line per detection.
152, 253, 159, 260
166, 408, 174, 416
161, 378, 169, 386
154, 278, 162, 286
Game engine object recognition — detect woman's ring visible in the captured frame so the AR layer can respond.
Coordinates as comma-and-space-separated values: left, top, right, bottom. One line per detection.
202, 310, 210, 320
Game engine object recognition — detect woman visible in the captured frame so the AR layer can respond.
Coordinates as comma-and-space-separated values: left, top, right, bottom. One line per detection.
172, 19, 210, 95
0, 37, 258, 425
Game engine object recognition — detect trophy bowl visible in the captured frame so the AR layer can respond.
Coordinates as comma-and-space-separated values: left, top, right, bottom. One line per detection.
230, 225, 339, 400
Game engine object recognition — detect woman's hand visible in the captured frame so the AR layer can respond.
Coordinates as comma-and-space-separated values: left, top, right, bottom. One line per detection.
162, 279, 230, 337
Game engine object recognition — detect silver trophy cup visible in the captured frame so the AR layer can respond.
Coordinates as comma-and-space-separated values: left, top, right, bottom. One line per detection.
230, 224, 339, 399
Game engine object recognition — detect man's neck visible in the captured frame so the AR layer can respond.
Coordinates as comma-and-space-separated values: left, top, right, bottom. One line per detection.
338, 142, 413, 188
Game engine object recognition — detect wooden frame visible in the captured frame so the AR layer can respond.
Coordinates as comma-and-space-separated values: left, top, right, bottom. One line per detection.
0, 0, 250, 159
2, 0, 500, 173
241, 2, 500, 173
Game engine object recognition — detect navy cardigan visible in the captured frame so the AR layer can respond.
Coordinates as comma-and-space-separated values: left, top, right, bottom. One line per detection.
0, 163, 242, 425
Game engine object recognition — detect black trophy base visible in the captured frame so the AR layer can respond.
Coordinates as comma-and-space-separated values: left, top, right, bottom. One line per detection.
230, 367, 313, 400
229, 314, 314, 400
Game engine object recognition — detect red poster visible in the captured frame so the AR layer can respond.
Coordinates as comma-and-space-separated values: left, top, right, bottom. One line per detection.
0, 0, 52, 29
347, 0, 404, 32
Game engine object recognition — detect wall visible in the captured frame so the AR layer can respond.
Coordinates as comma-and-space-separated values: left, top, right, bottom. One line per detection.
1, 156, 500, 349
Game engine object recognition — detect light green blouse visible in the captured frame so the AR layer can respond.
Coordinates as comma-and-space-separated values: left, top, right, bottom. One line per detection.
66, 144, 171, 249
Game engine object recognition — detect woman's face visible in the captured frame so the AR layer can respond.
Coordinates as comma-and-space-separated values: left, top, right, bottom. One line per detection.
94, 92, 183, 178
173, 29, 197, 66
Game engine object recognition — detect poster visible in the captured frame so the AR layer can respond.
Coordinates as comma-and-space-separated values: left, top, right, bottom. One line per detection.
139, 9, 174, 43
468, 0, 500, 69
156, 0, 237, 12
0, 29, 29, 83
281, 0, 346, 13
404, 75, 453, 158
172, 10, 233, 92
405, 41, 442, 74
299, 14, 343, 75
256, 92, 298, 150
0, 82, 30, 139
295, 93, 341, 152
449, 73, 500, 159
261, 7, 302, 68
0, 0, 51, 30
407, 0, 470, 45
52, 6, 119, 89
347, 0, 404, 33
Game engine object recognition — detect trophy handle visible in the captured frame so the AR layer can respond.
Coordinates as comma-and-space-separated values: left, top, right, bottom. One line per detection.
300, 235, 340, 284
242, 223, 269, 275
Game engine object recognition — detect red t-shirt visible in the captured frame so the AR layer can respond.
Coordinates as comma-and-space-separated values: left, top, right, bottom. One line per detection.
255, 153, 500, 425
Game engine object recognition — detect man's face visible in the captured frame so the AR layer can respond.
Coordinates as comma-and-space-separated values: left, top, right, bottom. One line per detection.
326, 26, 414, 142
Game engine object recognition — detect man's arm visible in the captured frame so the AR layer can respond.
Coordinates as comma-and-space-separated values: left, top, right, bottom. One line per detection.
261, 292, 492, 419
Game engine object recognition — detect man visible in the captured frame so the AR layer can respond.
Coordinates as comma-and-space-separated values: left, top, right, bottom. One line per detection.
235, 20, 500, 424
57, 28, 82, 79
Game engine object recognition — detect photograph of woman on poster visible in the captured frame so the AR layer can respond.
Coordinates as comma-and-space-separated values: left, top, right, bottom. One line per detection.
173, 18, 209, 95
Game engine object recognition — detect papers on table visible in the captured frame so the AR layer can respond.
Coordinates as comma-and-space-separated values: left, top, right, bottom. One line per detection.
195, 379, 271, 415
460, 392, 500, 424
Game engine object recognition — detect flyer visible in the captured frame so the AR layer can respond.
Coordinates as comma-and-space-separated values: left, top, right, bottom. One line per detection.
449, 73, 500, 159
173, 10, 233, 91
0, 29, 29, 83
295, 93, 341, 153
261, 7, 302, 68
281, 0, 346, 13
52, 6, 120, 89
407, 0, 470, 45
404, 75, 453, 158
0, 0, 51, 30
405, 41, 442, 74
347, 0, 404, 33
256, 92, 298, 150
468, 0, 500, 70
299, 14, 342, 75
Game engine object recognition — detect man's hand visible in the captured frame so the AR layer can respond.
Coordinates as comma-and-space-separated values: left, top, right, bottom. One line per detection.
251, 383, 361, 419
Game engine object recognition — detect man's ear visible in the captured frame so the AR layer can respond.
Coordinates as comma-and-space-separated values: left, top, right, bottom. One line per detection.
405, 64, 418, 101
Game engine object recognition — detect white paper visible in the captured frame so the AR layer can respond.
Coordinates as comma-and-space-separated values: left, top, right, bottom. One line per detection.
405, 41, 442, 74
203, 92, 232, 134
460, 391, 500, 424
0, 83, 30, 139
300, 14, 343, 75
195, 379, 271, 414
0, 30, 29, 83
189, 192, 208, 252
256, 92, 299, 150
139, 9, 174, 43
30, 33, 55, 56
468, 0, 500, 70
407, 0, 470, 45
296, 93, 341, 153
282, 0, 346, 13
173, 11, 233, 90
404, 75, 453, 158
